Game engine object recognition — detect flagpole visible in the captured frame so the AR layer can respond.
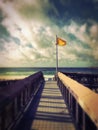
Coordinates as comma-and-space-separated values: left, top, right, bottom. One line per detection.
56, 35, 58, 76
55, 36, 66, 80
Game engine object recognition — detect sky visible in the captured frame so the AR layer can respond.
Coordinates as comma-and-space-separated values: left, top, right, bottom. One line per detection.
0, 0, 98, 67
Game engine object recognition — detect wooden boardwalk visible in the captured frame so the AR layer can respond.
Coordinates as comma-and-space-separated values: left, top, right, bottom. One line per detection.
15, 81, 76, 130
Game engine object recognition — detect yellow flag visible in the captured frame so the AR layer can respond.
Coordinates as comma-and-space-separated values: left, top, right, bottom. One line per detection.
57, 37, 67, 46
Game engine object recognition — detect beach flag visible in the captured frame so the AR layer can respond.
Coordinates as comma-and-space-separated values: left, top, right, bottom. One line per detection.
55, 36, 67, 74
56, 37, 67, 46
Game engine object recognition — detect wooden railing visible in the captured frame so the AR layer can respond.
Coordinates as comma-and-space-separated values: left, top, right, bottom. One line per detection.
57, 72, 98, 130
0, 80, 18, 88
61, 72, 98, 92
0, 71, 44, 130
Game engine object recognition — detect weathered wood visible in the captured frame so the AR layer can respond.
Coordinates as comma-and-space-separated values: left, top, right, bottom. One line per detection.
0, 71, 44, 130
58, 72, 98, 130
62, 72, 98, 91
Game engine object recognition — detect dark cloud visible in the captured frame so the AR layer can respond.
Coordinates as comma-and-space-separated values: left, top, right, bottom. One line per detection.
0, 9, 4, 22
0, 10, 11, 50
12, 37, 21, 45
0, 10, 11, 40
67, 33, 91, 49
0, 24, 10, 41
26, 43, 34, 48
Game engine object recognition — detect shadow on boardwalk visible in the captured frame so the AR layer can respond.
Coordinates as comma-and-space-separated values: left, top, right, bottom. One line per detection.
14, 81, 44, 130
15, 81, 75, 130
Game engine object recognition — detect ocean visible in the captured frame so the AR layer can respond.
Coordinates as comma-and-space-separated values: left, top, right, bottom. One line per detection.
0, 67, 98, 80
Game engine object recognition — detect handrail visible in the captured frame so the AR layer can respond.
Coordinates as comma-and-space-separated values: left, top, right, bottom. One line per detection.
61, 72, 98, 91
0, 71, 45, 130
58, 72, 98, 130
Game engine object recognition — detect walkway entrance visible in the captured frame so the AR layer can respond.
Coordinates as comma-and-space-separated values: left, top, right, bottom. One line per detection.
15, 81, 76, 130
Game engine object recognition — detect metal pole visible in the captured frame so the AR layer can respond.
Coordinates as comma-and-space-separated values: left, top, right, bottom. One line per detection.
56, 35, 58, 75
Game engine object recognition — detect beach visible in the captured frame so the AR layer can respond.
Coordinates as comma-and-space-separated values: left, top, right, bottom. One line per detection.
0, 75, 27, 80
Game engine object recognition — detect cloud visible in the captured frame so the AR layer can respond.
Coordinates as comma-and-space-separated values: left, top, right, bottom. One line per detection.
0, 0, 98, 67
89, 23, 98, 40
62, 20, 98, 67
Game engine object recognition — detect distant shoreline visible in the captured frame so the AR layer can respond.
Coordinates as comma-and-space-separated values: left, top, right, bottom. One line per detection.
0, 74, 54, 81
0, 75, 27, 80
0, 67, 98, 80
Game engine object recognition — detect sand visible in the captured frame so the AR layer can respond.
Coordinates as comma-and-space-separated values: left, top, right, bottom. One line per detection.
0, 75, 27, 80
